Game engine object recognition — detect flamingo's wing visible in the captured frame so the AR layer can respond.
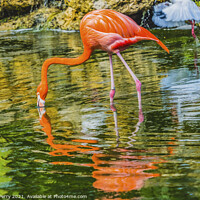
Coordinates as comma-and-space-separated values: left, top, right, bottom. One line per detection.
81, 9, 140, 38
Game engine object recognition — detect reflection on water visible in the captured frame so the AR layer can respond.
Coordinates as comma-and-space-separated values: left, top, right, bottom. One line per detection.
38, 107, 100, 163
38, 107, 172, 194
161, 67, 200, 123
0, 29, 200, 199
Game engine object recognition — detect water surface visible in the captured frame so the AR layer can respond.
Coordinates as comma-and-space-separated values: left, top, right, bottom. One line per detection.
0, 29, 200, 200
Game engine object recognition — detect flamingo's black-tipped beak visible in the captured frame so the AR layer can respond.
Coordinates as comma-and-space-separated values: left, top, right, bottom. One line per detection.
37, 92, 45, 108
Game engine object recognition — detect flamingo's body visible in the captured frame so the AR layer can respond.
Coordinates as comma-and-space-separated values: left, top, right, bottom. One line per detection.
37, 9, 169, 109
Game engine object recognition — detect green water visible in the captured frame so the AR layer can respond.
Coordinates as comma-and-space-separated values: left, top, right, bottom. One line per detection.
0, 29, 200, 200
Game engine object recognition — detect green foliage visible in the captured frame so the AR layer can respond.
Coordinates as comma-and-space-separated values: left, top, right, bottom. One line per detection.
195, 0, 200, 6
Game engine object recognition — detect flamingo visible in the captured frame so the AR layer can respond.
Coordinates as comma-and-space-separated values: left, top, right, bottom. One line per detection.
37, 9, 169, 110
152, 0, 200, 40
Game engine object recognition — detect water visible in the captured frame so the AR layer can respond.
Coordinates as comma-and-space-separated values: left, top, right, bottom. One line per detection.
0, 28, 200, 200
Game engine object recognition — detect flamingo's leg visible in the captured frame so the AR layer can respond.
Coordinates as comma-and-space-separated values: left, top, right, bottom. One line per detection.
116, 51, 142, 110
109, 54, 115, 104
190, 20, 197, 40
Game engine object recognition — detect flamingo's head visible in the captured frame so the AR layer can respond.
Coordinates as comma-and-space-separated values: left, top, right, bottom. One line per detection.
37, 82, 48, 107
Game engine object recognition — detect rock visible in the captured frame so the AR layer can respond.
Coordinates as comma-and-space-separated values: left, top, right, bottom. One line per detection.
57, 0, 155, 30
0, 0, 159, 31
107, 0, 155, 23
0, 0, 43, 19
0, 8, 61, 31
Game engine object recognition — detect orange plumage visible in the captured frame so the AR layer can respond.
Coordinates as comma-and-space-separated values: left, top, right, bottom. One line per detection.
80, 9, 169, 53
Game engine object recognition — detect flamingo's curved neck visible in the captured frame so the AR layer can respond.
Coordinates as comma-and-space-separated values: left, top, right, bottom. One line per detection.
41, 47, 92, 83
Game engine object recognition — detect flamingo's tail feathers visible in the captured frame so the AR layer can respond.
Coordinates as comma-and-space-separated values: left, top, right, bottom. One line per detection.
156, 40, 169, 54
139, 27, 169, 54
111, 35, 169, 54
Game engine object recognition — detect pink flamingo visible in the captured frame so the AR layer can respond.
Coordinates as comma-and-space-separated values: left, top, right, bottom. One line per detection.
37, 9, 169, 110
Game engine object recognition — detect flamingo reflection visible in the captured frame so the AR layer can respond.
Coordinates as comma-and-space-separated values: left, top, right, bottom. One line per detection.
37, 107, 175, 193
110, 104, 144, 141
38, 107, 100, 165
91, 137, 176, 192
92, 152, 160, 192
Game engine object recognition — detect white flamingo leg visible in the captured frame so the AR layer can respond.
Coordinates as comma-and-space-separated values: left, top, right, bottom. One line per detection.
116, 52, 142, 110
109, 54, 115, 104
